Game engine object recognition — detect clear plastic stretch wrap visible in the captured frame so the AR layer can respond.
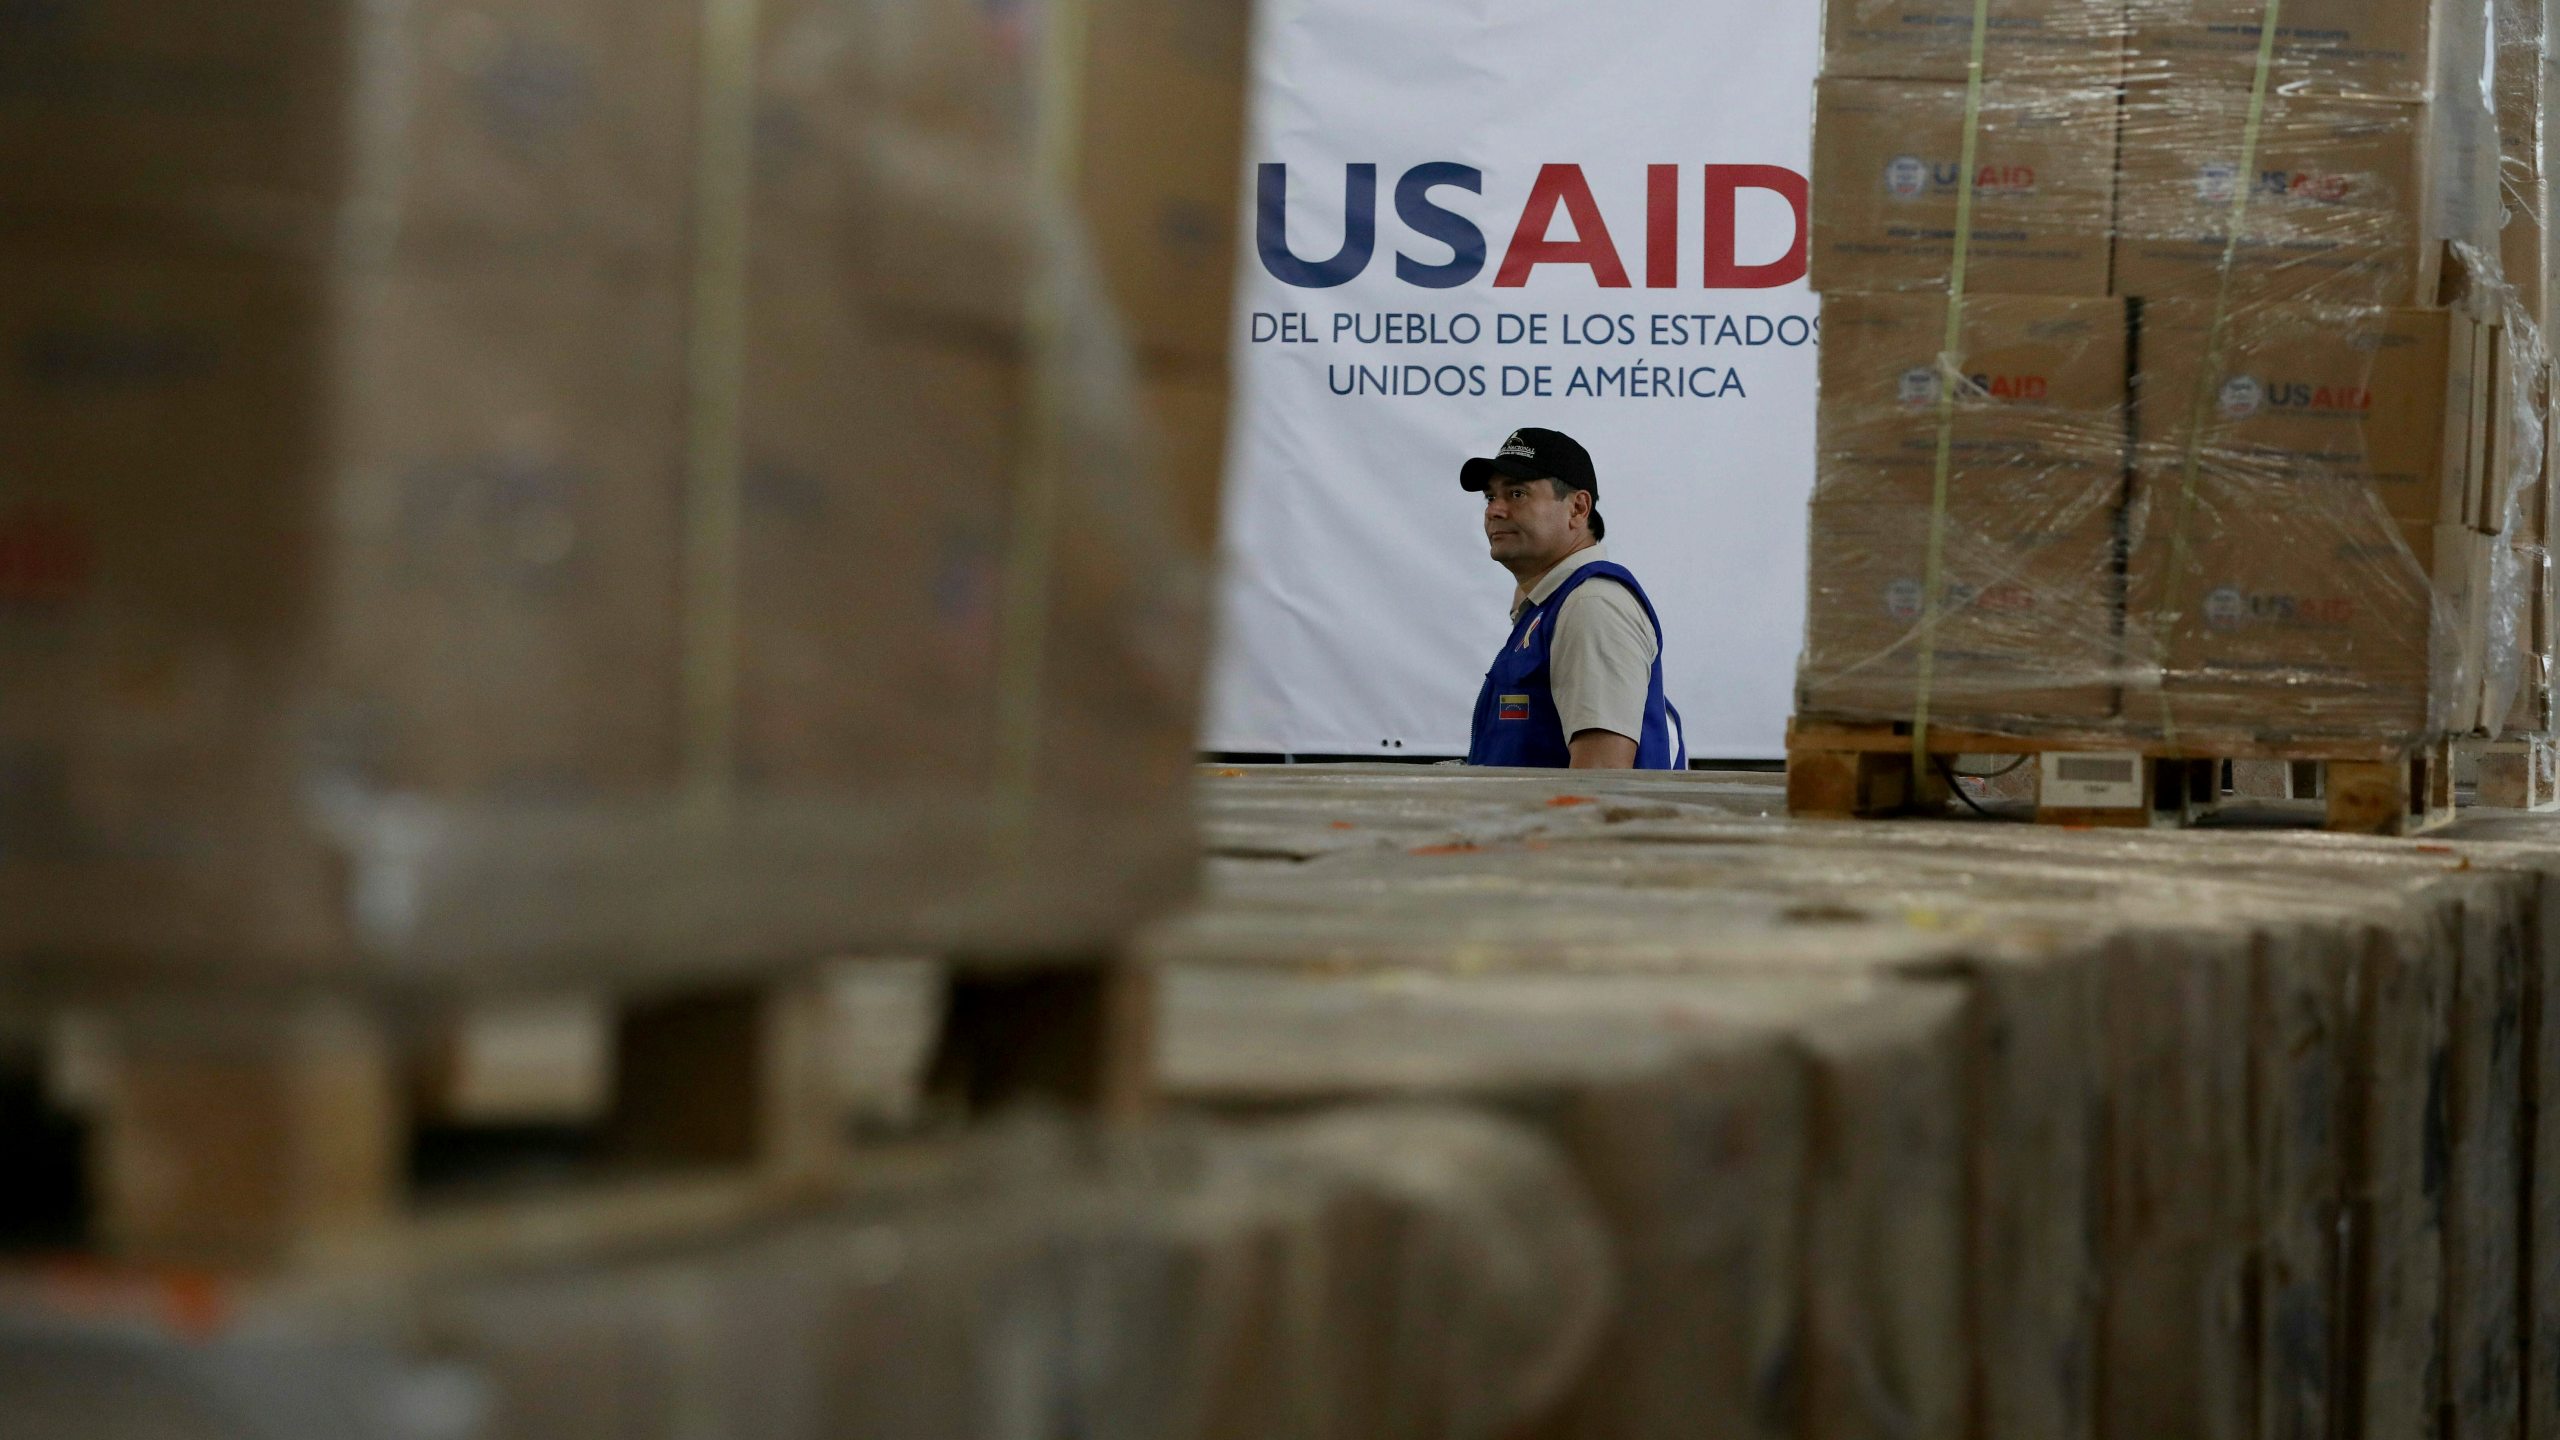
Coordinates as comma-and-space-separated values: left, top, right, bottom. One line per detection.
0, 0, 1210, 989
1801, 0, 2560, 748
0, 1111, 1613, 1440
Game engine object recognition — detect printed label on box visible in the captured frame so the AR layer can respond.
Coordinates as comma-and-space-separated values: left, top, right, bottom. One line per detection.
2040, 751, 2146, 809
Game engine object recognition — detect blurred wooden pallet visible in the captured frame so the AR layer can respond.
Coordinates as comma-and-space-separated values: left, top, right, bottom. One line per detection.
4, 959, 1150, 1272
1787, 717, 2458, 837
2471, 736, 2560, 812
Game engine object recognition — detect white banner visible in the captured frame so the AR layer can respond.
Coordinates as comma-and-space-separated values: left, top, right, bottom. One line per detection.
1202, 0, 1822, 760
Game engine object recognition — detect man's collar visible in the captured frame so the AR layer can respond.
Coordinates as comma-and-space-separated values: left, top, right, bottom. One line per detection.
1510, 543, 1609, 620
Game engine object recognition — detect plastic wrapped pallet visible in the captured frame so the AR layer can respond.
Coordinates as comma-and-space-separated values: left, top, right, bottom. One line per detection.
1159, 964, 1965, 1440
1174, 767, 2560, 1440
1797, 0, 2546, 750
1151, 835, 2097, 1440
0, 1110, 1612, 1440
0, 0, 1208, 990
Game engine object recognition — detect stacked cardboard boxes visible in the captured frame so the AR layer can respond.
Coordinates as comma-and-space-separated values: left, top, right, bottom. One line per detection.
1081, 0, 1254, 551
1802, 0, 2548, 747
1804, 2, 2132, 728
0, 0, 1219, 981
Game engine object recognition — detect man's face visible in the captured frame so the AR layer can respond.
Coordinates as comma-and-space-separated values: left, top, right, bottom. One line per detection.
1482, 475, 1584, 566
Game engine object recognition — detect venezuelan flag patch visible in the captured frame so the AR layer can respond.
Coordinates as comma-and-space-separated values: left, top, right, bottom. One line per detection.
1498, 694, 1532, 722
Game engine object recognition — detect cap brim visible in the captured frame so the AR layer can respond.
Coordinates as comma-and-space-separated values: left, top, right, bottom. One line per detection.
1459, 455, 1549, 492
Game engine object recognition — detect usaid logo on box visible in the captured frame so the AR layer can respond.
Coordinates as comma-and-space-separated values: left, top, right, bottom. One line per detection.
2218, 375, 2264, 419
1883, 157, 2037, 199
1899, 366, 2050, 406
2220, 374, 2374, 419
1883, 577, 2031, 621
2202, 585, 2357, 629
1885, 578, 1925, 620
2194, 163, 2357, 206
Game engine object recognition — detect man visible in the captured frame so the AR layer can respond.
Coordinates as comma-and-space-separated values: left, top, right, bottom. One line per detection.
1461, 427, 1686, 770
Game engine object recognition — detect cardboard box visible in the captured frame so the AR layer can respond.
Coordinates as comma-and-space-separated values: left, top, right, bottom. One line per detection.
1811, 78, 2120, 298
1137, 365, 1235, 550
2113, 89, 2455, 308
0, 0, 701, 259
1797, 499, 2124, 724
2479, 315, 2546, 534
1817, 293, 2131, 505
324, 257, 694, 797
2124, 507, 2464, 737
2496, 4, 2551, 331
1822, 0, 2129, 86
2503, 545, 2554, 731
2125, 0, 2487, 102
0, 222, 1204, 975
2133, 302, 2480, 530
1080, 0, 1254, 366
0, 250, 338, 931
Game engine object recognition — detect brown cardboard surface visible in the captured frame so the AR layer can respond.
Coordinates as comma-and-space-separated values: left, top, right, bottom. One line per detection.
2133, 301, 2473, 530
1811, 77, 2120, 298
325, 257, 693, 797
0, 0, 701, 259
2482, 315, 2544, 534
2124, 498, 2457, 737
1798, 499, 2124, 724
1137, 365, 1234, 551
0, 205, 1202, 977
2114, 88, 2440, 308
2498, 17, 2551, 331
1817, 292, 2131, 505
2126, 0, 2465, 100
1080, 0, 1254, 366
1821, 0, 2128, 86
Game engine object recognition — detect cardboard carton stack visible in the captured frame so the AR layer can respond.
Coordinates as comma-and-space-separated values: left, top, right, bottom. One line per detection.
0, 0, 1215, 986
1080, 0, 1254, 552
1805, 0, 2135, 728
1801, 0, 2556, 747
1163, 763, 2560, 1440
0, 1109, 1617, 1440
2494, 0, 2560, 733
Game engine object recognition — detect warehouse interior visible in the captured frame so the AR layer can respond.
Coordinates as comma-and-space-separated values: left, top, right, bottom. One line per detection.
17, 1, 2560, 1438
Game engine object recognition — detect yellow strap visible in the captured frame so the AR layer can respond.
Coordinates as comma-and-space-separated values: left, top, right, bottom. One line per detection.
2154, 0, 2285, 749
1909, 0, 1997, 772
679, 0, 761, 803
990, 0, 1094, 868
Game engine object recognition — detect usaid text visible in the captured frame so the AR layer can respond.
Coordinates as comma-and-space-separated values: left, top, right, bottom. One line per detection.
1258, 162, 1811, 290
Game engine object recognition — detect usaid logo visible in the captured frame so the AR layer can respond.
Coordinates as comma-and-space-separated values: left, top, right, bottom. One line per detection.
2262, 169, 2355, 204
2196, 162, 2354, 205
2218, 375, 2264, 419
1897, 366, 1940, 407
1881, 157, 2035, 200
2267, 381, 2374, 412
1885, 578, 1926, 620
1257, 161, 1810, 290
2202, 586, 2355, 628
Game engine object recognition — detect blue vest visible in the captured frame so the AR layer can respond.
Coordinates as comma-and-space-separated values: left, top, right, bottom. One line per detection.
1467, 560, 1687, 769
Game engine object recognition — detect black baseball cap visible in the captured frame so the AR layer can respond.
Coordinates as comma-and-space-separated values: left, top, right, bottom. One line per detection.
1461, 427, 1604, 538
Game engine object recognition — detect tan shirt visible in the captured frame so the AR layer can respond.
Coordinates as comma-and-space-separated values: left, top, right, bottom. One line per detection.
1509, 544, 1660, 746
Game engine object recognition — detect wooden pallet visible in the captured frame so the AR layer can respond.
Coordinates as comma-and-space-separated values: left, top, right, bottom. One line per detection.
2468, 735, 2560, 812
2, 958, 1152, 1272
1786, 717, 2458, 837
